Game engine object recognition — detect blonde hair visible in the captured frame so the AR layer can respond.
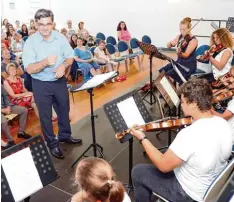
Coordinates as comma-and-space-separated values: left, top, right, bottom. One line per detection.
211, 28, 234, 49
73, 157, 124, 202
180, 17, 192, 29
6, 63, 16, 74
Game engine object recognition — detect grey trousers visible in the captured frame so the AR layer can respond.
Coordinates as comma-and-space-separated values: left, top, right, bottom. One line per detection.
1, 105, 28, 141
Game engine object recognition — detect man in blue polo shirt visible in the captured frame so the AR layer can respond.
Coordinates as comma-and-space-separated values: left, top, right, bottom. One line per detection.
23, 9, 82, 159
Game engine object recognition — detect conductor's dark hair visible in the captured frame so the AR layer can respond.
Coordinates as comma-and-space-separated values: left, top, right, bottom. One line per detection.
179, 78, 213, 112
34, 9, 54, 22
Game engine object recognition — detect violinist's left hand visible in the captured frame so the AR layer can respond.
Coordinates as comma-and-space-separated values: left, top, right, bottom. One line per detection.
177, 48, 182, 57
130, 128, 146, 140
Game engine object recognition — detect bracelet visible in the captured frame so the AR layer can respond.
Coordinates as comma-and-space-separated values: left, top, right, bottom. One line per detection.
139, 136, 148, 144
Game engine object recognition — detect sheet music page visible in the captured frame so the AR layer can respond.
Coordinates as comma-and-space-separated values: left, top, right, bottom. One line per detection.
75, 71, 117, 91
2, 147, 43, 202
160, 77, 180, 107
117, 97, 145, 128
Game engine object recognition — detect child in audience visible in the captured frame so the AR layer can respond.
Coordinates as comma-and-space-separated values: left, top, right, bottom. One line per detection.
94, 40, 118, 72
72, 157, 131, 202
70, 34, 78, 49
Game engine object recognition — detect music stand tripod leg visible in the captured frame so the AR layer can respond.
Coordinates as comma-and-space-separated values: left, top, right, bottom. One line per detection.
71, 88, 107, 168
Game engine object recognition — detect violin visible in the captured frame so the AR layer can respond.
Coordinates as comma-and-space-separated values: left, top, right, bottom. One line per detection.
177, 34, 193, 50
212, 89, 234, 103
197, 44, 225, 63
211, 72, 232, 89
116, 117, 193, 143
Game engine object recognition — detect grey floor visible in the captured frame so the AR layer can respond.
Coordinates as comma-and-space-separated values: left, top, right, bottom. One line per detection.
27, 92, 176, 202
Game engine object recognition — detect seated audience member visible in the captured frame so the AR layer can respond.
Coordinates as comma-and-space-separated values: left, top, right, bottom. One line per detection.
2, 19, 9, 33
21, 24, 29, 38
82, 30, 96, 47
1, 42, 18, 62
3, 63, 39, 118
52, 22, 59, 31
11, 32, 24, 57
74, 37, 101, 81
67, 20, 76, 39
117, 21, 131, 43
72, 157, 131, 202
15, 20, 21, 31
1, 32, 10, 49
77, 21, 89, 38
94, 40, 118, 72
6, 24, 15, 45
28, 29, 36, 36
70, 34, 78, 49
1, 85, 31, 140
1, 49, 23, 79
29, 19, 36, 30
60, 28, 69, 40
130, 78, 232, 202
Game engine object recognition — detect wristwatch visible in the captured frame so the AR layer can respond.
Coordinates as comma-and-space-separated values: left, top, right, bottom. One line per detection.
139, 136, 148, 144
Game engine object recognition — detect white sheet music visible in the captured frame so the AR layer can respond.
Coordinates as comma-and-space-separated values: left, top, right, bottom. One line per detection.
160, 77, 180, 107
117, 97, 145, 128
2, 147, 43, 202
74, 71, 118, 91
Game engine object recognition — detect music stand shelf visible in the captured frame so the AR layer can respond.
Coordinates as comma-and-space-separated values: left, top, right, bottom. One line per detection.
104, 90, 153, 194
1, 135, 59, 202
70, 72, 119, 168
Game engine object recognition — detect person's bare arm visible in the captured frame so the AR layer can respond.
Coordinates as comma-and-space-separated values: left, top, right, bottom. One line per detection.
179, 38, 198, 58
209, 49, 232, 70
3, 80, 26, 98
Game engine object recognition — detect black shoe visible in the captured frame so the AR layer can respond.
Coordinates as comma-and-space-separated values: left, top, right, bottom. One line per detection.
59, 137, 82, 144
2, 141, 16, 151
18, 132, 32, 139
50, 146, 64, 159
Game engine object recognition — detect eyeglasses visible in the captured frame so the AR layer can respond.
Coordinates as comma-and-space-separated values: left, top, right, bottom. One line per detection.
38, 23, 53, 28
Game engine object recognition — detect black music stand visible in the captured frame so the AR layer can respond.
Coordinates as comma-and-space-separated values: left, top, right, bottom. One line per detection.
137, 41, 166, 105
70, 72, 119, 168
103, 90, 153, 194
1, 135, 59, 202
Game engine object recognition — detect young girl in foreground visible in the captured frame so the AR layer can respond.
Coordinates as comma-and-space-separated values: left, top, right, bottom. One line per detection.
72, 157, 131, 202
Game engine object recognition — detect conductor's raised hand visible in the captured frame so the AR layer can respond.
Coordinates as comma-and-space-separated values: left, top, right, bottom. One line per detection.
47, 55, 57, 66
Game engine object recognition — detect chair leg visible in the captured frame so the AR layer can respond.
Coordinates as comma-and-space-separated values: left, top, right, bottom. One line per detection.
124, 59, 129, 72
137, 56, 141, 71
141, 54, 145, 67
117, 63, 120, 72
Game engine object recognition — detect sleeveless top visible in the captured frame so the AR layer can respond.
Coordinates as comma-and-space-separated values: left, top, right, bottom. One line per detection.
177, 35, 197, 73
212, 48, 233, 80
120, 30, 131, 42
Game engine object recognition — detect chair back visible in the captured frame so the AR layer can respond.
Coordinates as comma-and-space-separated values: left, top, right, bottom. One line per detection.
105, 43, 116, 55
130, 38, 142, 53
96, 32, 106, 41
203, 159, 234, 202
117, 41, 129, 52
106, 36, 117, 46
90, 46, 96, 56
95, 38, 101, 46
22, 36, 28, 42
196, 44, 210, 64
142, 35, 151, 44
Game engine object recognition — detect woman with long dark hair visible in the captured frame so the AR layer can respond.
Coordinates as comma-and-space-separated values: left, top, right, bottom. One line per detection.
117, 21, 131, 43
21, 24, 29, 38
70, 34, 78, 49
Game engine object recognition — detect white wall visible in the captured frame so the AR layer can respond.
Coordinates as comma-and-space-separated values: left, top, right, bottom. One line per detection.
1, 0, 234, 47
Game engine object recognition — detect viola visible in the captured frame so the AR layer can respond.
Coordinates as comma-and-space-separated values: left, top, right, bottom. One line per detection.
116, 117, 193, 142
197, 44, 225, 63
212, 89, 234, 103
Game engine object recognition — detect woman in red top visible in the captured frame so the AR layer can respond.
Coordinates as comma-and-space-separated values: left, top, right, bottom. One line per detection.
3, 63, 39, 118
